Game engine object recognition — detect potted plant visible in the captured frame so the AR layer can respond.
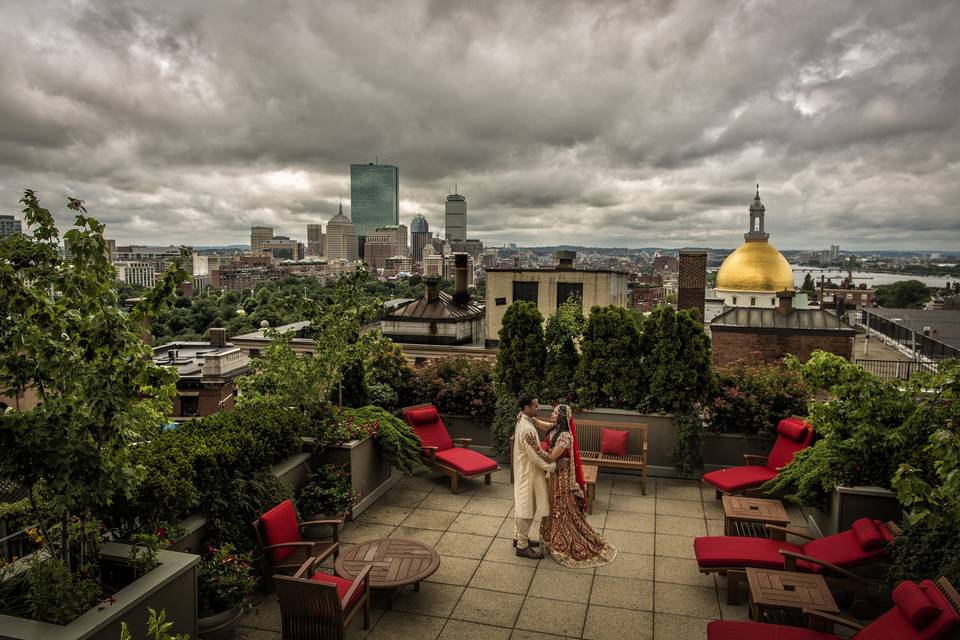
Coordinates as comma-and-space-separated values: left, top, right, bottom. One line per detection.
296, 464, 357, 537
197, 544, 256, 640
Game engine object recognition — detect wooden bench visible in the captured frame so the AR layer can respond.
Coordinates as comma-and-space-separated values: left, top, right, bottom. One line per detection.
575, 420, 648, 496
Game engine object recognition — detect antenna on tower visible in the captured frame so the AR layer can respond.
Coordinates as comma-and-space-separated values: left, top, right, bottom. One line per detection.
455, 182, 458, 195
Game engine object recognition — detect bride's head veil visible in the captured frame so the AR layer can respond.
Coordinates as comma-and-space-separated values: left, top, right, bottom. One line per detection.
550, 404, 572, 447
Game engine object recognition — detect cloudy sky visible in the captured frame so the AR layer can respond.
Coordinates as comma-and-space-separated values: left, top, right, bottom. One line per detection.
1, 0, 959, 251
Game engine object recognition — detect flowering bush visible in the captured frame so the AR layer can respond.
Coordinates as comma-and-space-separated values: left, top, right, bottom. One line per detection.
197, 544, 256, 617
705, 359, 812, 438
315, 406, 422, 476
411, 356, 496, 424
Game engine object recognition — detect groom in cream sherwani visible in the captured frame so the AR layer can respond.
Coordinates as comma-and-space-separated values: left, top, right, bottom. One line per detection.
512, 393, 556, 559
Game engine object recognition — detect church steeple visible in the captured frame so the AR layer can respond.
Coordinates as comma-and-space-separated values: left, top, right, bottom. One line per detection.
745, 183, 769, 242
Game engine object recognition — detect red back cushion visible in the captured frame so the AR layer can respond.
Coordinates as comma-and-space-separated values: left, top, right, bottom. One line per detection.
601, 428, 629, 457
260, 499, 300, 564
859, 580, 960, 640
404, 405, 453, 452
851, 518, 885, 551
767, 418, 813, 470
893, 581, 941, 630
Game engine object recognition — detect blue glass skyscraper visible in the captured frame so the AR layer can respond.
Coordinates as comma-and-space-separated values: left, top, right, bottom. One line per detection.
350, 163, 399, 239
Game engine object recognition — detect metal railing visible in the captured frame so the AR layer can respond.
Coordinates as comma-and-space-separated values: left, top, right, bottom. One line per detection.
855, 359, 935, 380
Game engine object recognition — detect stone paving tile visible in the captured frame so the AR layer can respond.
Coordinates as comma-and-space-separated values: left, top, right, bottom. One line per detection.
345, 606, 387, 639
395, 473, 442, 493
483, 537, 544, 566
585, 510, 607, 530
436, 531, 495, 559
654, 556, 716, 588
426, 555, 481, 586
340, 522, 397, 544
654, 582, 721, 619
705, 520, 725, 536
595, 551, 652, 580
449, 512, 507, 537
703, 501, 724, 521
527, 566, 594, 603
496, 518, 516, 539
515, 597, 588, 638
401, 508, 460, 531
358, 504, 415, 526
390, 526, 445, 547
604, 510, 654, 533
468, 560, 536, 594
582, 605, 653, 640
240, 594, 280, 632
489, 468, 513, 484
393, 581, 466, 618
601, 529, 655, 555
509, 631, 568, 640
718, 589, 751, 621
656, 480, 704, 502
610, 475, 648, 497
656, 498, 705, 518
655, 534, 697, 559
463, 496, 514, 517
367, 611, 447, 640
651, 613, 709, 640
439, 619, 512, 640
471, 482, 516, 500
381, 488, 431, 508
451, 587, 525, 628
235, 628, 281, 640
607, 495, 656, 514
655, 515, 708, 537
420, 492, 474, 512
590, 575, 654, 611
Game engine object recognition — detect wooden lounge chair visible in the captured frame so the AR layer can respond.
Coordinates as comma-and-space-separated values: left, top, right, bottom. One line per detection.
275, 556, 370, 640
695, 517, 901, 613
402, 403, 499, 494
252, 499, 342, 591
702, 417, 814, 498
707, 577, 960, 640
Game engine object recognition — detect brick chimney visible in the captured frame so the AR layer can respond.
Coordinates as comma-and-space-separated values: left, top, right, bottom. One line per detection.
453, 253, 469, 305
777, 289, 796, 316
209, 327, 227, 348
555, 250, 576, 270
678, 250, 707, 321
425, 276, 440, 302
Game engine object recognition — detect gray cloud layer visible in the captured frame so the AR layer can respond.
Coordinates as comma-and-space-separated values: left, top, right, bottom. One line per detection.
1, 0, 958, 250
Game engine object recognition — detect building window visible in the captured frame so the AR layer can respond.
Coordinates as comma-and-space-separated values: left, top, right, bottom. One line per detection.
732, 296, 737, 305
750, 297, 756, 306
513, 281, 539, 304
495, 297, 507, 306
180, 396, 199, 417
556, 282, 583, 308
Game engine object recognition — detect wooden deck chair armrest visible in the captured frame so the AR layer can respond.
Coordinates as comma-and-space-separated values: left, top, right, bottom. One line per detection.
293, 556, 319, 579
452, 438, 472, 448
341, 565, 371, 610
764, 524, 816, 540
937, 577, 960, 613
802, 609, 864, 632
884, 521, 902, 538
422, 446, 438, 462
300, 516, 344, 528
742, 454, 768, 466
262, 541, 324, 552
779, 550, 866, 583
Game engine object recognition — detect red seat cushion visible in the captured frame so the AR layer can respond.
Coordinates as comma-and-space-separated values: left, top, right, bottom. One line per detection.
404, 405, 453, 453
767, 418, 813, 470
260, 499, 301, 565
707, 621, 836, 640
798, 527, 888, 573
310, 571, 366, 609
893, 581, 941, 630
600, 428, 629, 457
694, 536, 801, 569
435, 447, 498, 476
851, 517, 885, 551
702, 465, 778, 493
859, 580, 960, 640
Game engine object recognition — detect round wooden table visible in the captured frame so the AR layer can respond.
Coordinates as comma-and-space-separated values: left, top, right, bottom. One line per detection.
335, 538, 440, 606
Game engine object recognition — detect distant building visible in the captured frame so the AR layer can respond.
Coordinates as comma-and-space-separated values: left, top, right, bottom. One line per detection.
351, 163, 399, 255
0, 214, 22, 239
678, 250, 708, 319
653, 254, 679, 274
445, 192, 467, 242
384, 255, 414, 275
250, 226, 273, 252
423, 252, 446, 278
307, 224, 324, 257
115, 261, 159, 288
484, 251, 628, 347
261, 236, 300, 261
326, 203, 359, 261
411, 214, 431, 263
363, 228, 400, 271
193, 255, 220, 276
830, 244, 840, 261
153, 328, 249, 418
861, 308, 960, 361
450, 238, 483, 258
630, 275, 665, 312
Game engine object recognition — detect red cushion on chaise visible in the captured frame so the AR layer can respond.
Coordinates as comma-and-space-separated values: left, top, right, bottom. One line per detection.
435, 447, 498, 476
798, 522, 891, 573
767, 417, 813, 470
404, 405, 453, 452
310, 571, 366, 609
694, 536, 801, 569
707, 621, 837, 640
702, 465, 778, 493
260, 499, 301, 564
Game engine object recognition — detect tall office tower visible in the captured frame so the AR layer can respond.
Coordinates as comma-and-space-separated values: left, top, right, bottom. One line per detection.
363, 228, 399, 271
350, 163, 399, 256
0, 214, 23, 239
445, 191, 467, 242
250, 226, 273, 252
410, 214, 430, 263
326, 204, 358, 261
307, 224, 325, 257
830, 244, 840, 261
397, 224, 408, 257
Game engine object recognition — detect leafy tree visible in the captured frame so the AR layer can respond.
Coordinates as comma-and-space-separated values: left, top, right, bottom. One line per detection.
541, 297, 584, 404
639, 307, 714, 413
365, 333, 415, 410
800, 273, 816, 294
491, 386, 521, 455
875, 279, 931, 308
575, 306, 643, 408
494, 301, 545, 396
0, 192, 186, 585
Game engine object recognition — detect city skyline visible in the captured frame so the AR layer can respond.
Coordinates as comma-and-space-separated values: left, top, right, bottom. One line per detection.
0, 2, 958, 251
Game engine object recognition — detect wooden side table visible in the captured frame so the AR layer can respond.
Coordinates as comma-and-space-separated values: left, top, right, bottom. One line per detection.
746, 567, 840, 631
335, 538, 440, 607
582, 465, 598, 514
722, 495, 790, 538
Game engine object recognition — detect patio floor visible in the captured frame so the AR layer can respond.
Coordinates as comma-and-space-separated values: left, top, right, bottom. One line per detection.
237, 468, 822, 640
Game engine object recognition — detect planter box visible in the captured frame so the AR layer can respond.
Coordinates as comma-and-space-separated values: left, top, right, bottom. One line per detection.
314, 436, 396, 520
804, 486, 903, 537
702, 433, 776, 472
0, 543, 199, 640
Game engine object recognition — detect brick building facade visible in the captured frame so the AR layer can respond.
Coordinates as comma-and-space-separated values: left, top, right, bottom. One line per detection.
678, 250, 707, 320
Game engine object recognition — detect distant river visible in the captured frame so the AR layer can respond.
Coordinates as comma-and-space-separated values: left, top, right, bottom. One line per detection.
789, 265, 954, 288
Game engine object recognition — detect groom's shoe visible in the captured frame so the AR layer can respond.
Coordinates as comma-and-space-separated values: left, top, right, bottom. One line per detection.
512, 538, 540, 548
515, 545, 543, 559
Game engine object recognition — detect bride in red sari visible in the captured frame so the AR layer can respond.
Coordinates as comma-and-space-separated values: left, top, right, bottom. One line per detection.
538, 404, 617, 568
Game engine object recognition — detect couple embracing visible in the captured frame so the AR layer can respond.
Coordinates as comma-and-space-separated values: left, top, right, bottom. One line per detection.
512, 393, 617, 567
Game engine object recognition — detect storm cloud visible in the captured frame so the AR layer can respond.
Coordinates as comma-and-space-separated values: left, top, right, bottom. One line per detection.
1, 0, 958, 250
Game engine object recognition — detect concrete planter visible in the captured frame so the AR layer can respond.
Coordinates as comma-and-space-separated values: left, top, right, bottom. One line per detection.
314, 436, 396, 520
804, 486, 903, 537
0, 544, 199, 640
197, 605, 244, 640
701, 432, 777, 472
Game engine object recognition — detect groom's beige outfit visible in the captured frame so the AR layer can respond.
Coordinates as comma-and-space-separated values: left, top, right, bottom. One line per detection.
513, 413, 555, 549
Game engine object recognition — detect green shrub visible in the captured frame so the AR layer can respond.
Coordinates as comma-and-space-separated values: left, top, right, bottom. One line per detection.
706, 359, 812, 437
197, 544, 256, 617
575, 306, 643, 408
490, 385, 521, 455
494, 301, 545, 396
411, 356, 496, 424
365, 336, 415, 410
296, 465, 356, 517
206, 471, 294, 551
639, 306, 714, 413
541, 298, 584, 404
23, 556, 102, 625
336, 406, 422, 476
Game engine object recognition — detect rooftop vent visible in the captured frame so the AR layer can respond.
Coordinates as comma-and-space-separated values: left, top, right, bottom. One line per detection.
556, 250, 576, 270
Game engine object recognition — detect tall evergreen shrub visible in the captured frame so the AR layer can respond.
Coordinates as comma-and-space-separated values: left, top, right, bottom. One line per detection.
541, 298, 585, 404
494, 301, 545, 396
574, 306, 643, 408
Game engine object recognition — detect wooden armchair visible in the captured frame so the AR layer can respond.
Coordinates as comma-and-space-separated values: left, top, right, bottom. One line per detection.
275, 556, 371, 640
252, 499, 343, 591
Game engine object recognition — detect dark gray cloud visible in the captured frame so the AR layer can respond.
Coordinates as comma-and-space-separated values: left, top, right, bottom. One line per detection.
0, 0, 958, 250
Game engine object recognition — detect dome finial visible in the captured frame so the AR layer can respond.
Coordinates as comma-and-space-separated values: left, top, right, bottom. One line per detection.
755, 183, 760, 200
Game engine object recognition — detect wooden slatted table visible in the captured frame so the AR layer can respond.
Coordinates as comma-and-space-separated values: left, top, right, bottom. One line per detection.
722, 495, 790, 538
335, 538, 440, 607
746, 567, 840, 632
582, 465, 598, 514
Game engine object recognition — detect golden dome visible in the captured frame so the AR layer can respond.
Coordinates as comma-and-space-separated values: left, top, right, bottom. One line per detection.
716, 241, 795, 292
